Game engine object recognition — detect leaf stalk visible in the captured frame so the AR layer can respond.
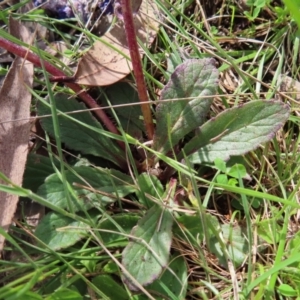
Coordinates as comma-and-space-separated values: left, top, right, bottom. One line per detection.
120, 0, 155, 140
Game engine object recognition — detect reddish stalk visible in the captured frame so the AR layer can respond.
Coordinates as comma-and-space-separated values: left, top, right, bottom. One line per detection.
0, 37, 125, 150
120, 0, 155, 140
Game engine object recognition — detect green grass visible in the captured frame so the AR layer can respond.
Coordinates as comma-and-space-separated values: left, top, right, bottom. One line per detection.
1, 0, 300, 299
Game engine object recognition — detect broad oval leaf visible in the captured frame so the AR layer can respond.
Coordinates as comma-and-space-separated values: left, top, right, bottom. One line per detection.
35, 212, 89, 250
122, 205, 173, 290
153, 58, 219, 155
37, 166, 136, 212
37, 94, 126, 168
184, 100, 290, 163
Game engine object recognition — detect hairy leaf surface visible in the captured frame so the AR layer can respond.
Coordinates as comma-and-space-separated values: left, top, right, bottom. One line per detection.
184, 100, 290, 163
122, 205, 173, 290
154, 58, 219, 154
37, 166, 136, 212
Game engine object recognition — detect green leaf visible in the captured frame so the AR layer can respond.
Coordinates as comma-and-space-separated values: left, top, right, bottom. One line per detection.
99, 214, 140, 247
289, 231, 300, 254
216, 174, 228, 184
277, 284, 298, 297
209, 223, 266, 268
80, 253, 97, 273
37, 94, 125, 168
214, 158, 227, 172
174, 214, 205, 246
209, 223, 249, 268
6, 291, 43, 300
136, 173, 164, 208
37, 166, 136, 212
122, 205, 173, 290
227, 164, 247, 178
146, 255, 188, 299
166, 53, 183, 78
154, 58, 219, 154
23, 154, 59, 192
184, 100, 290, 163
211, 157, 252, 181
45, 288, 83, 300
103, 261, 119, 273
92, 275, 128, 300
249, 197, 261, 209
35, 212, 89, 250
228, 178, 238, 186
256, 218, 281, 244
100, 82, 145, 139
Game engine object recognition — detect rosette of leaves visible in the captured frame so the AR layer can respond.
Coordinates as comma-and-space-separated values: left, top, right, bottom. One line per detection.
31, 58, 289, 297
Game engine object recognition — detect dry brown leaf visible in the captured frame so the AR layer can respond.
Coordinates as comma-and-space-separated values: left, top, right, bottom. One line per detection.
15, 201, 45, 228
278, 74, 300, 101
75, 0, 159, 86
0, 47, 14, 64
0, 18, 34, 252
45, 41, 72, 66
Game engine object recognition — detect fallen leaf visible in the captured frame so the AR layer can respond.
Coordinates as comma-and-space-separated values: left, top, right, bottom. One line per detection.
278, 74, 300, 101
44, 41, 72, 66
15, 201, 45, 228
0, 18, 34, 251
75, 0, 159, 86
0, 47, 14, 64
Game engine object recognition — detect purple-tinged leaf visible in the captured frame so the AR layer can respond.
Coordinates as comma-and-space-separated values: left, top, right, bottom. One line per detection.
153, 58, 219, 154
122, 204, 173, 290
183, 100, 290, 163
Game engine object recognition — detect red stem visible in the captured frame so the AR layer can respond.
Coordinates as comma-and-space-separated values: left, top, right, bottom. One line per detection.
120, 0, 155, 140
0, 37, 125, 150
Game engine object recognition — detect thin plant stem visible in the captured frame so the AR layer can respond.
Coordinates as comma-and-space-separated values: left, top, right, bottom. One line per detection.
120, 0, 155, 140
